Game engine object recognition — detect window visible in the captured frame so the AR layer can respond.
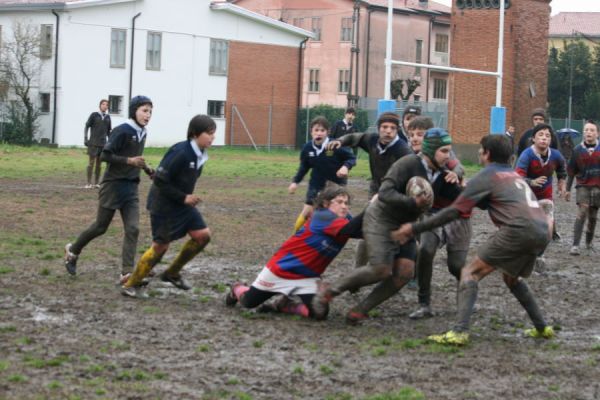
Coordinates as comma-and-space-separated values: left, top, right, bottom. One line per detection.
39, 24, 53, 59
110, 29, 126, 68
435, 34, 449, 53
209, 39, 229, 75
309, 69, 320, 92
433, 78, 447, 100
207, 100, 225, 118
39, 93, 50, 113
311, 17, 322, 41
340, 17, 353, 42
293, 18, 304, 28
146, 32, 162, 70
108, 95, 123, 114
338, 69, 350, 93
415, 39, 423, 74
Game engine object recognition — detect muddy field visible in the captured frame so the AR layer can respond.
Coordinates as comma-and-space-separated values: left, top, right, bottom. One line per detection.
1, 170, 599, 400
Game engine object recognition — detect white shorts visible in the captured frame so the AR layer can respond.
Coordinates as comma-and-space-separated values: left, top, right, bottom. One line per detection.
251, 267, 319, 296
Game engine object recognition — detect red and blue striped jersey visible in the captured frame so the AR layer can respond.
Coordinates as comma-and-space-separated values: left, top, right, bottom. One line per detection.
567, 143, 600, 188
515, 146, 566, 200
267, 209, 351, 280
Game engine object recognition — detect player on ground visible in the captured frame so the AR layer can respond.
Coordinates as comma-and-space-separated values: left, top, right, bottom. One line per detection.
289, 116, 356, 232
313, 129, 454, 325
566, 120, 600, 255
392, 135, 555, 345
64, 96, 153, 282
225, 184, 362, 319
515, 124, 566, 269
121, 115, 216, 297
84, 99, 112, 188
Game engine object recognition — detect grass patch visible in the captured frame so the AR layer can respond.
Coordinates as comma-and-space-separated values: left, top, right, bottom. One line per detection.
211, 283, 228, 293
142, 306, 160, 314
362, 387, 426, 400
252, 340, 264, 348
292, 365, 304, 374
426, 343, 463, 354
591, 343, 600, 352
0, 267, 15, 274
319, 365, 334, 375
227, 377, 240, 385
47, 380, 63, 389
0, 360, 9, 371
7, 374, 27, 383
0, 325, 17, 333
196, 344, 210, 353
234, 392, 253, 400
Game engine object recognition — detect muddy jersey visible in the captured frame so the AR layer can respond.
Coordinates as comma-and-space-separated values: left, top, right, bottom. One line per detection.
567, 142, 600, 190
414, 163, 547, 234
267, 209, 353, 280
515, 146, 566, 200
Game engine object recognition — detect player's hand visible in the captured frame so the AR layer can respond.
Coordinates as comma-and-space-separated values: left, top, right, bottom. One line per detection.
288, 182, 298, 194
336, 166, 349, 178
557, 180, 567, 198
327, 141, 342, 151
84, 139, 89, 147
531, 176, 547, 187
391, 224, 414, 244
184, 194, 201, 206
127, 156, 146, 168
415, 192, 432, 210
445, 171, 459, 184
142, 165, 155, 179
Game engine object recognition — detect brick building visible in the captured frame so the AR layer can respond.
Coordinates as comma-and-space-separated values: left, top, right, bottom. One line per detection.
448, 0, 551, 156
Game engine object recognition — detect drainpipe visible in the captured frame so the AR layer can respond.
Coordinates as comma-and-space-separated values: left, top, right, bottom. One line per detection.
426, 16, 433, 102
51, 10, 60, 144
296, 37, 308, 148
364, 8, 373, 98
128, 12, 141, 100
353, 2, 361, 104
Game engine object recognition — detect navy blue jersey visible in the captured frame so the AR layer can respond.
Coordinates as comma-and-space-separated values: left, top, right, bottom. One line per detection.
292, 140, 356, 190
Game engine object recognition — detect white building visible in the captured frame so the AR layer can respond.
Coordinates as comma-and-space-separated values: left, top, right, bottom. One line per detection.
0, 0, 311, 146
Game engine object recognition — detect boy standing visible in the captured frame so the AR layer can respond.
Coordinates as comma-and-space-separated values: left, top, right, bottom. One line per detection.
399, 106, 421, 145
64, 96, 153, 282
393, 135, 554, 345
289, 116, 356, 232
121, 115, 216, 297
84, 99, 112, 188
331, 107, 357, 139
516, 108, 559, 157
566, 120, 600, 255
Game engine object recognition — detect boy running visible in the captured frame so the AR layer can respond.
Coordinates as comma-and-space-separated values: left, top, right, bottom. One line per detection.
64, 96, 153, 282
225, 184, 362, 319
392, 135, 554, 345
121, 115, 216, 297
84, 99, 112, 188
313, 129, 454, 324
289, 116, 356, 232
566, 120, 600, 255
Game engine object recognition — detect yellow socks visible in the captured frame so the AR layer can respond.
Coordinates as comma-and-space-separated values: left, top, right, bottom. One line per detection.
293, 213, 306, 233
163, 239, 204, 277
125, 247, 163, 287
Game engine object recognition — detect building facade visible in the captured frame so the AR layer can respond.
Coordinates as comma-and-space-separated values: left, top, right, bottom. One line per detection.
549, 12, 600, 51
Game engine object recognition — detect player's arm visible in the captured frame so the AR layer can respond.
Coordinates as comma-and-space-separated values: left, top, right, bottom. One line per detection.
100, 129, 146, 168
565, 152, 578, 194
153, 151, 190, 204
555, 153, 567, 197
445, 150, 464, 183
84, 114, 93, 145
337, 212, 364, 239
289, 147, 310, 193
378, 161, 418, 209
336, 147, 356, 178
330, 132, 368, 151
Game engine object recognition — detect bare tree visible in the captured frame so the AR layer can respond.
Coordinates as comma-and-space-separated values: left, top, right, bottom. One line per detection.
390, 78, 421, 101
0, 21, 42, 144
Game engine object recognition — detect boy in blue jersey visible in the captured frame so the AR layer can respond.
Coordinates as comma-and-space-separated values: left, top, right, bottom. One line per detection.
226, 184, 363, 320
64, 96, 153, 282
289, 116, 356, 232
121, 115, 216, 298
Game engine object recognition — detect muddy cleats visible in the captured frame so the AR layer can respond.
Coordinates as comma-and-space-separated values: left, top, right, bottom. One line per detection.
409, 305, 434, 320
534, 257, 546, 273
225, 283, 242, 307
160, 273, 191, 290
406, 278, 418, 290
312, 282, 335, 318
64, 243, 78, 276
256, 295, 290, 313
120, 285, 148, 299
525, 326, 555, 339
552, 231, 561, 241
345, 309, 368, 326
569, 246, 580, 256
427, 330, 469, 346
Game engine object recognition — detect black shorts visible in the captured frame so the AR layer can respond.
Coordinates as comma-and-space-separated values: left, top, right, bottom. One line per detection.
151, 207, 207, 244
87, 145, 103, 157
305, 185, 320, 205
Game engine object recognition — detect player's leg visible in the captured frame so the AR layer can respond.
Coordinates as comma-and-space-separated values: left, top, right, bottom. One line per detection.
294, 203, 314, 232
571, 203, 588, 255
119, 199, 140, 277
353, 239, 368, 269
93, 155, 102, 186
65, 205, 116, 275
122, 241, 168, 297
86, 154, 94, 188
159, 228, 210, 290
410, 231, 439, 319
586, 206, 598, 251
226, 284, 276, 309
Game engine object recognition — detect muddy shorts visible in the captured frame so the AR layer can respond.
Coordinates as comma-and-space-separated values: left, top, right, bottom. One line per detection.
87, 145, 103, 157
429, 216, 472, 252
576, 186, 600, 207
99, 180, 139, 210
252, 267, 319, 296
151, 207, 207, 244
477, 225, 549, 278
363, 208, 417, 266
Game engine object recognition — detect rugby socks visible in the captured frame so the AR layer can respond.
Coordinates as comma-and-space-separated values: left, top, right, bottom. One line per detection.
293, 213, 306, 233
125, 246, 163, 288
509, 280, 546, 331
572, 216, 585, 246
86, 165, 93, 185
354, 277, 401, 314
586, 217, 597, 247
163, 239, 205, 277
233, 284, 250, 301
280, 303, 310, 318
454, 280, 478, 332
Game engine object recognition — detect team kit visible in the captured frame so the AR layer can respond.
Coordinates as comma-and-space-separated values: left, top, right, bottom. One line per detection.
66, 97, 600, 346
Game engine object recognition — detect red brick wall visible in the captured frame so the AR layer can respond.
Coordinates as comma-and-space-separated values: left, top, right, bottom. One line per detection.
226, 41, 300, 146
448, 0, 550, 144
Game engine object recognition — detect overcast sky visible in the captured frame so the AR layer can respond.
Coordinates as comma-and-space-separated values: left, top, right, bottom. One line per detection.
434, 0, 600, 15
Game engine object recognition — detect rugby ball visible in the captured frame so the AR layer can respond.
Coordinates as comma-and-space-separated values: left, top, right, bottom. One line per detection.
406, 176, 434, 211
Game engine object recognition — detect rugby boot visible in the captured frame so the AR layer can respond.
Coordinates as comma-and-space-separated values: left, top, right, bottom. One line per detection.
120, 285, 149, 299
345, 309, 368, 325
409, 305, 434, 320
119, 273, 149, 287
312, 281, 336, 318
64, 243, 78, 276
406, 278, 418, 290
225, 283, 245, 307
427, 330, 469, 346
256, 295, 290, 313
569, 246, 580, 256
524, 326, 555, 339
160, 273, 192, 290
